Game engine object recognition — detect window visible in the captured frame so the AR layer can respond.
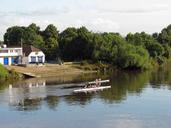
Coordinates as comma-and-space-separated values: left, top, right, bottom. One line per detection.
31, 56, 36, 63
10, 50, 13, 53
38, 56, 43, 63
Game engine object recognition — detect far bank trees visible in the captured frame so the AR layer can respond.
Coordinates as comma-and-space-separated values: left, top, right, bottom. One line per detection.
3, 24, 171, 69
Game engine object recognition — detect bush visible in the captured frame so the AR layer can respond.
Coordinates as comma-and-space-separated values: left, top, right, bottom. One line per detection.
8, 69, 20, 79
56, 58, 63, 65
116, 44, 150, 69
0, 64, 9, 79
157, 56, 165, 65
80, 60, 89, 66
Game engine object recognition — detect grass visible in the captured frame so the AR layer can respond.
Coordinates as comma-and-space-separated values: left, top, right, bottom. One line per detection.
6, 63, 98, 78
0, 64, 9, 79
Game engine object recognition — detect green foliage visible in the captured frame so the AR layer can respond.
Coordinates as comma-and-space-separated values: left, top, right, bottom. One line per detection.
157, 56, 165, 65
3, 23, 171, 70
162, 44, 171, 58
59, 27, 93, 60
146, 43, 164, 58
8, 69, 21, 79
4, 23, 59, 61
158, 25, 171, 46
126, 32, 166, 64
0, 64, 9, 79
116, 44, 150, 69
92, 33, 126, 62
42, 24, 59, 60
4, 26, 24, 46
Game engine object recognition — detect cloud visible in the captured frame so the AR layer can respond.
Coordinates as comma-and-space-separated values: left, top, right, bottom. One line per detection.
88, 18, 120, 32
69, 18, 120, 33
0, 8, 70, 17
0, 0, 171, 40
97, 5, 171, 14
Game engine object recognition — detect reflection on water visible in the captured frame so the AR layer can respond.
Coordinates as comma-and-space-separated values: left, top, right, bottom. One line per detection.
1, 69, 170, 110
8, 80, 46, 111
0, 68, 171, 128
3, 71, 150, 110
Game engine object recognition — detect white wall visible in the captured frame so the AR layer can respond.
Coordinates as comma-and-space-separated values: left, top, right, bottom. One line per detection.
28, 51, 45, 63
0, 48, 22, 57
0, 57, 13, 65
0, 47, 22, 65
0, 57, 3, 65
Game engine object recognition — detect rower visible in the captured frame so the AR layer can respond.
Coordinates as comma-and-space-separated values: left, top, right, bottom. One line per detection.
95, 78, 101, 87
84, 84, 88, 88
98, 78, 101, 87
95, 79, 99, 87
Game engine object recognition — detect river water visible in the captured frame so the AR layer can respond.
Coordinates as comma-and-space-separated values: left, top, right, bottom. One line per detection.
0, 67, 171, 128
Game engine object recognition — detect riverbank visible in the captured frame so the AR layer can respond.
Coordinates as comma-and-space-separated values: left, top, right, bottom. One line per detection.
6, 62, 109, 78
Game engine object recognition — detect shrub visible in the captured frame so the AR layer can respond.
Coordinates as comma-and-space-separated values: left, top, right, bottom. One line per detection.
0, 64, 9, 79
8, 69, 20, 79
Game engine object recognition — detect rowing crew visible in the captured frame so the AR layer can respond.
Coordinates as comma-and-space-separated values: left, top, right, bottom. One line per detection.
84, 78, 101, 88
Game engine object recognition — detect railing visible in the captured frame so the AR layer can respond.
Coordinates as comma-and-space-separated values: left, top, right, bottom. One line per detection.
0, 48, 22, 56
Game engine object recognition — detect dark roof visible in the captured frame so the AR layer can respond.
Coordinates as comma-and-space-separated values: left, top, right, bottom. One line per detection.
23, 45, 42, 56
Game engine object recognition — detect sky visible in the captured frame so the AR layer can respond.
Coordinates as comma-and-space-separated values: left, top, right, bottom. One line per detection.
0, 0, 171, 40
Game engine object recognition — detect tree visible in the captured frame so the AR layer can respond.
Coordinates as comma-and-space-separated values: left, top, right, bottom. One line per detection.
4, 23, 44, 48
59, 27, 78, 60
158, 24, 171, 46
146, 43, 164, 58
42, 24, 59, 60
4, 26, 25, 46
3, 23, 171, 68
126, 32, 164, 58
28, 23, 40, 33
59, 26, 93, 60
116, 44, 150, 69
162, 44, 171, 58
22, 26, 44, 47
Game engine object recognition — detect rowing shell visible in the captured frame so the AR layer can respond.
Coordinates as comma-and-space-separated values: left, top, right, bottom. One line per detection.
88, 80, 110, 84
74, 86, 111, 93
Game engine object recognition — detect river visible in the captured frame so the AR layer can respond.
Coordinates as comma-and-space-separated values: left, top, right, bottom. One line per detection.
0, 67, 171, 128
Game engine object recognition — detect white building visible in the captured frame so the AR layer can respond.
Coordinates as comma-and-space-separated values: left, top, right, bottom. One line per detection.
0, 44, 22, 65
0, 44, 45, 66
22, 45, 45, 64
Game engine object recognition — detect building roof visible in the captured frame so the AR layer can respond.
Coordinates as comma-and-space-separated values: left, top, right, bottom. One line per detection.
23, 45, 42, 56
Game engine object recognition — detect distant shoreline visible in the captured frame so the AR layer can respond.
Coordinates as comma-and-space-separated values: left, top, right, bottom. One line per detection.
6, 63, 104, 78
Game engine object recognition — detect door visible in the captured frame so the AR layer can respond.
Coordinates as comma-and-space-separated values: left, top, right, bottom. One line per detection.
12, 57, 18, 64
31, 56, 36, 63
4, 57, 9, 65
38, 56, 43, 63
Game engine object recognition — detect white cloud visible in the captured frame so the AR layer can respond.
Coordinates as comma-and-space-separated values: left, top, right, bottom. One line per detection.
85, 18, 120, 32
0, 0, 171, 40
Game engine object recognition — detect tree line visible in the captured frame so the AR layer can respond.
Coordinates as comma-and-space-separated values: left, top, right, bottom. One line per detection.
3, 23, 171, 69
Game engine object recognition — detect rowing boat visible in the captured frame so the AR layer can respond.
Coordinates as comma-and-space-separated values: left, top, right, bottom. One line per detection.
88, 79, 110, 84
74, 86, 111, 93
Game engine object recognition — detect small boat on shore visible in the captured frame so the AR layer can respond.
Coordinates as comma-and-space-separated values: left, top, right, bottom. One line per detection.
74, 86, 111, 93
